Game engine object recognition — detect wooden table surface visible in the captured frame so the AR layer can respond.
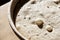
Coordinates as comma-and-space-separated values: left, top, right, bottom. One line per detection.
0, 2, 20, 40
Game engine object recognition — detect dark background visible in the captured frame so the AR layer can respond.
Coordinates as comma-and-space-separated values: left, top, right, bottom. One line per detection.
0, 0, 10, 6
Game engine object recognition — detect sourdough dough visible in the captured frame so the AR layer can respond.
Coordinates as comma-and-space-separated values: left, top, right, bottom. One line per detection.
16, 0, 60, 40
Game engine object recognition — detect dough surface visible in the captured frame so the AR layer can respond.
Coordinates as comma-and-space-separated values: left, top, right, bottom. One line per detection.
16, 0, 60, 40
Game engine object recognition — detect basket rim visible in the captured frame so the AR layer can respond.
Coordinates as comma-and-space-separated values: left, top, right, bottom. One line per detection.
8, 0, 28, 40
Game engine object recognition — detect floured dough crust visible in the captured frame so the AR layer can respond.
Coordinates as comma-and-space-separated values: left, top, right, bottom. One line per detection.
16, 0, 60, 40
